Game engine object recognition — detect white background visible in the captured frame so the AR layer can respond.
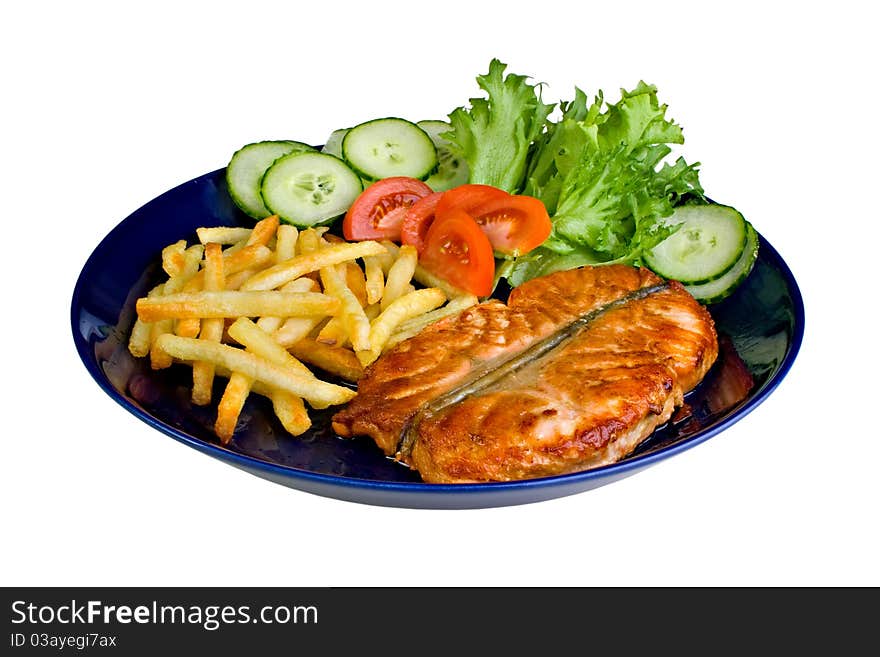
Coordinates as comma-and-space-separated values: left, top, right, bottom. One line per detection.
2, 1, 877, 587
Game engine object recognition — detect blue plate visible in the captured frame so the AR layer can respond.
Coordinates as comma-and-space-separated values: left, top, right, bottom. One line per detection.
71, 169, 804, 508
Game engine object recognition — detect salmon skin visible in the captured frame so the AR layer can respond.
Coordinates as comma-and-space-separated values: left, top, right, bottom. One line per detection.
332, 265, 718, 483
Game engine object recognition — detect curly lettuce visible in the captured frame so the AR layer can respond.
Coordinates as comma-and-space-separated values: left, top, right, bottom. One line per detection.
445, 59, 554, 193
507, 81, 703, 284
446, 62, 704, 287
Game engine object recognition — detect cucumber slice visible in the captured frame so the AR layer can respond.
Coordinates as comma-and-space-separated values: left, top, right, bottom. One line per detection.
321, 128, 349, 158
644, 204, 748, 284
260, 152, 362, 227
685, 222, 759, 304
342, 117, 438, 181
417, 120, 469, 192
226, 141, 315, 219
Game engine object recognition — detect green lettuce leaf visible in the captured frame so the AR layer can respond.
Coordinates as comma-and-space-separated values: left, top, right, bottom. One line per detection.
499, 244, 606, 288
446, 59, 554, 193
598, 81, 684, 155
522, 88, 605, 214
509, 80, 703, 283
445, 63, 704, 289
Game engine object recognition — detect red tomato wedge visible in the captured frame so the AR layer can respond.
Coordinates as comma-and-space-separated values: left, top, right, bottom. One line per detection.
343, 177, 433, 241
432, 184, 551, 255
400, 192, 443, 253
434, 184, 510, 218
467, 194, 552, 256
419, 209, 495, 297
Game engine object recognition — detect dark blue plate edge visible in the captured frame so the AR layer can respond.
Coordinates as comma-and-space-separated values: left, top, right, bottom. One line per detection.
70, 171, 805, 509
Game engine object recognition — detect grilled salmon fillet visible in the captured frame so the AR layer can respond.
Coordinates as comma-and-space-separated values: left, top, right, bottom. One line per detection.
331, 265, 718, 483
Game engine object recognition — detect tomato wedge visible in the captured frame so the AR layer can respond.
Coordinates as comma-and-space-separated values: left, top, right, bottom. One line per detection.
431, 184, 551, 255
400, 192, 443, 253
434, 184, 510, 218
419, 208, 495, 297
467, 194, 552, 256
343, 177, 433, 241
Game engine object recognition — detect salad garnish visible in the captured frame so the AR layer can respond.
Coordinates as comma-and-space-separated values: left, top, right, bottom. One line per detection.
225, 59, 757, 304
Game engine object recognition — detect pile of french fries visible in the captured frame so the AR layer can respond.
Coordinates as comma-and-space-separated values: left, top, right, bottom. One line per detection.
128, 215, 477, 443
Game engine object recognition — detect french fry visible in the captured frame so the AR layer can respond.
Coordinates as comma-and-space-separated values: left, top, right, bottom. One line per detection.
296, 227, 326, 255
201, 244, 228, 306
199, 246, 286, 330
225, 317, 315, 436
246, 215, 280, 247
295, 229, 327, 294
216, 243, 274, 275
316, 316, 349, 347
222, 238, 247, 256
358, 287, 446, 366
136, 290, 340, 322
213, 365, 307, 418
275, 224, 299, 263
213, 367, 276, 397
320, 264, 371, 352
128, 283, 164, 357
134, 224, 407, 444
315, 263, 348, 348
215, 372, 253, 443
227, 318, 314, 378
166, 244, 204, 294
128, 321, 153, 359
313, 307, 378, 349
148, 245, 205, 360
157, 335, 355, 409
174, 319, 201, 339
241, 241, 386, 291
161, 240, 187, 277
149, 319, 174, 369
216, 264, 306, 429
270, 391, 311, 436
384, 294, 479, 351
134, 219, 479, 444
182, 244, 274, 293
215, 365, 309, 439
288, 339, 365, 382
170, 245, 210, 338
395, 294, 478, 334
382, 325, 425, 352
362, 255, 385, 305
273, 315, 325, 348
345, 262, 368, 307
377, 241, 399, 273
283, 277, 321, 295
192, 243, 226, 406
364, 303, 382, 321
224, 268, 257, 291
252, 278, 318, 326
214, 315, 288, 441
197, 226, 253, 245
253, 316, 281, 333
226, 246, 308, 291
259, 279, 326, 347
141, 280, 177, 368
381, 244, 418, 311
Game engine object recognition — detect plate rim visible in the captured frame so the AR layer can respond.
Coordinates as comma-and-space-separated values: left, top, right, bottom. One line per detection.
71, 168, 805, 500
